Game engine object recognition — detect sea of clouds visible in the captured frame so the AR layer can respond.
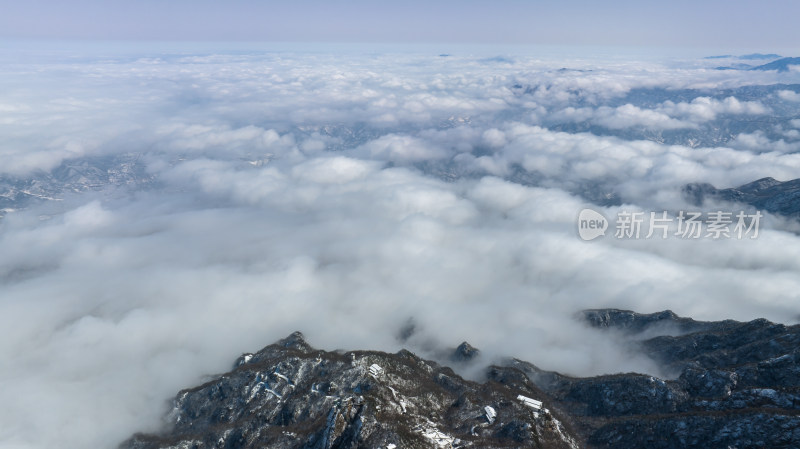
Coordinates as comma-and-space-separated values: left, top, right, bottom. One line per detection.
1, 43, 799, 448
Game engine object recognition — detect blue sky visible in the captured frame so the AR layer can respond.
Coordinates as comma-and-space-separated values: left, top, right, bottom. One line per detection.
1, 0, 798, 50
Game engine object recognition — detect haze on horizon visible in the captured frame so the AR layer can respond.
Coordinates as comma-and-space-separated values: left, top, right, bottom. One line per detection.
1, 0, 799, 51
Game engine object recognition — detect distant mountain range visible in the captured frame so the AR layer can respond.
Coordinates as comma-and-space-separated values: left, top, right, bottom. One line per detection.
705, 53, 782, 60
708, 54, 800, 72
122, 309, 800, 449
751, 57, 800, 72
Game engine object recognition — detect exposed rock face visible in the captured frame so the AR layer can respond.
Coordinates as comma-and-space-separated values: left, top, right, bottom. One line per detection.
121, 332, 578, 449
581, 309, 728, 335
512, 309, 800, 448
122, 310, 800, 449
451, 342, 481, 363
683, 177, 800, 218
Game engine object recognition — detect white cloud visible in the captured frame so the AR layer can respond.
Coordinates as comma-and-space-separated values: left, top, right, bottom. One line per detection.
658, 96, 769, 122
777, 90, 800, 102
729, 131, 800, 153
549, 96, 769, 131
1, 46, 800, 449
593, 104, 693, 129
291, 156, 379, 184
355, 133, 449, 162
482, 128, 508, 147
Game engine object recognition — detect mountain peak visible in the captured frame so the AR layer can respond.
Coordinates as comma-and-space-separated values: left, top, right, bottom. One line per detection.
277, 331, 311, 351
451, 341, 481, 362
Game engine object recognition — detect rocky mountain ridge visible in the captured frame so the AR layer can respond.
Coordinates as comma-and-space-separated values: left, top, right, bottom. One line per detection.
683, 177, 800, 218
122, 309, 800, 448
518, 309, 800, 448
122, 332, 578, 449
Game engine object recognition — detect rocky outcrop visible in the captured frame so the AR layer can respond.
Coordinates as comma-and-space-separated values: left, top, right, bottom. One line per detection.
121, 332, 578, 449
683, 177, 800, 218
511, 309, 800, 448
122, 310, 800, 448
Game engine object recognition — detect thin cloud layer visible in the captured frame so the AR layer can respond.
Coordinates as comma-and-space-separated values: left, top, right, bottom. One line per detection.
1, 45, 800, 449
